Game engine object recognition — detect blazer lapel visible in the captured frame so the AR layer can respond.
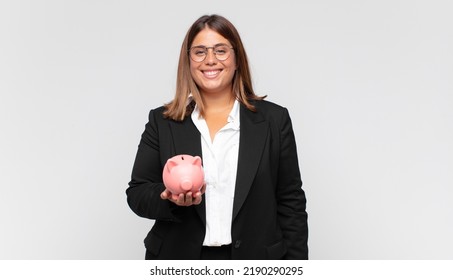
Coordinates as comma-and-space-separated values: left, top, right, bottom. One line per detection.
169, 117, 202, 156
169, 117, 206, 224
232, 105, 269, 220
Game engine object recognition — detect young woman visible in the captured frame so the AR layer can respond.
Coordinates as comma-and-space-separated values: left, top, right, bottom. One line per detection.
127, 14, 308, 260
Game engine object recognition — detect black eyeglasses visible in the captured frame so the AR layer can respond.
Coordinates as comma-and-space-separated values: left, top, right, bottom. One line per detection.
189, 44, 234, 62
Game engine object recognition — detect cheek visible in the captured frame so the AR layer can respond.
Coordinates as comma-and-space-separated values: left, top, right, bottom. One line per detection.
227, 60, 237, 74
189, 63, 197, 75
189, 64, 201, 82
225, 62, 237, 78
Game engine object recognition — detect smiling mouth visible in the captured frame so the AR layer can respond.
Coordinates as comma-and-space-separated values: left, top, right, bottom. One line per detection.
202, 69, 222, 78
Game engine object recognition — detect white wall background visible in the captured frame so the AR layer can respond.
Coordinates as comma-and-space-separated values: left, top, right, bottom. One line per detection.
0, 0, 452, 259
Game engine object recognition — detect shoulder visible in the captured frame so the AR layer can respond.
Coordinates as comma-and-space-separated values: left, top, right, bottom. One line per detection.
253, 99, 285, 111
147, 106, 170, 123
147, 105, 192, 126
141, 106, 169, 131
149, 106, 166, 116
251, 99, 290, 120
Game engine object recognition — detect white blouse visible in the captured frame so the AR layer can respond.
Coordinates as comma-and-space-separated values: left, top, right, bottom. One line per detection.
191, 100, 240, 246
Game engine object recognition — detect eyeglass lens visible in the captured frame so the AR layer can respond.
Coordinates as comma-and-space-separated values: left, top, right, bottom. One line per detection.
190, 45, 232, 62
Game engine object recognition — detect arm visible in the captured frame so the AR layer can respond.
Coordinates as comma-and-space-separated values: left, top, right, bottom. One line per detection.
126, 110, 204, 220
126, 109, 177, 221
276, 108, 309, 259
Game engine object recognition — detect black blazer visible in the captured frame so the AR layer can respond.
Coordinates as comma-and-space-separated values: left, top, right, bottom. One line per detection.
126, 100, 308, 259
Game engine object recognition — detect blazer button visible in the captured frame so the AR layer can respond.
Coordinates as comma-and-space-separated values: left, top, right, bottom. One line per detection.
234, 240, 241, 248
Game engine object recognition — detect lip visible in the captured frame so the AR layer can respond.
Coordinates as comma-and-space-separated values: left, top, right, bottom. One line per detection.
201, 69, 222, 79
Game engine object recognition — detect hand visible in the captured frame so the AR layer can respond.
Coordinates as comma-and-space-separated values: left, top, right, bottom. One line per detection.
160, 184, 206, 206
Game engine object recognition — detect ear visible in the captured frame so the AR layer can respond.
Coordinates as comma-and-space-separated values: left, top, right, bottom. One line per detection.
192, 156, 202, 166
166, 159, 178, 172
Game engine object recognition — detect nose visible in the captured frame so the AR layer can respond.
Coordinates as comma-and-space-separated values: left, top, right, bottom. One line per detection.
205, 48, 217, 65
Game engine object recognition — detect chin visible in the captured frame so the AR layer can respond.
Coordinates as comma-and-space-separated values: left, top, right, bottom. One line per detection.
199, 84, 223, 93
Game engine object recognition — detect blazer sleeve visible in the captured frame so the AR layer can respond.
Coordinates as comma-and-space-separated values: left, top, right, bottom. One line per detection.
276, 108, 309, 259
126, 109, 178, 221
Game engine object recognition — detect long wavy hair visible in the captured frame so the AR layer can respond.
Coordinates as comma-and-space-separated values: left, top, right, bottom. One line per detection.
163, 14, 265, 121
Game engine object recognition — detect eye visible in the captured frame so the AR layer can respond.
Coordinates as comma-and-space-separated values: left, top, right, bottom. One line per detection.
214, 46, 228, 54
192, 47, 206, 56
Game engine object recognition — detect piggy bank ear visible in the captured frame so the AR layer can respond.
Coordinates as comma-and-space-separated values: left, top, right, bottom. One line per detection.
192, 156, 202, 166
166, 159, 178, 172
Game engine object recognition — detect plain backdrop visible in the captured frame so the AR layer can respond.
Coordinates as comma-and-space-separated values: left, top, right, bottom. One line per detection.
1, 0, 452, 259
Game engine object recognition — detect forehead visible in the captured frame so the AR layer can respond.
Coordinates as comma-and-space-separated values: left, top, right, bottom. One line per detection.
191, 27, 230, 47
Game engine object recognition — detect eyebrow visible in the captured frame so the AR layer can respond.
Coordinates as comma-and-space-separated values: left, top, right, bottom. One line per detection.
191, 43, 230, 48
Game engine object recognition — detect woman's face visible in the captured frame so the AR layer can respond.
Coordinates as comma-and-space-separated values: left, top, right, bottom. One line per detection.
189, 28, 236, 96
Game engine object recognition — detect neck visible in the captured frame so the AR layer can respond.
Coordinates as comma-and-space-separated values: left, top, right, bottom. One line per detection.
202, 92, 235, 113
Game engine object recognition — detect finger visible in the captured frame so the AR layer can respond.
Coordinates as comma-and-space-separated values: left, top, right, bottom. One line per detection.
160, 190, 170, 200
176, 193, 186, 205
193, 195, 202, 205
194, 189, 204, 199
184, 192, 193, 205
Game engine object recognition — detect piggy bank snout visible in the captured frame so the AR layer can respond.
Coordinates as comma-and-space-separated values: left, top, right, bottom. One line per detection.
180, 179, 193, 191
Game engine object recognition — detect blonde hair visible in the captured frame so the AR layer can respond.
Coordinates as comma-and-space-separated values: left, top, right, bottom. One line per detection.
163, 14, 265, 121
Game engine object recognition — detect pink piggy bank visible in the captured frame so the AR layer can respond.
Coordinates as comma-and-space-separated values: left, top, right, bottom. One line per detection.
162, 154, 204, 200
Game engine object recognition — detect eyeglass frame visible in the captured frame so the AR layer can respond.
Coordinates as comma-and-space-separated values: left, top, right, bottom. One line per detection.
188, 43, 234, 62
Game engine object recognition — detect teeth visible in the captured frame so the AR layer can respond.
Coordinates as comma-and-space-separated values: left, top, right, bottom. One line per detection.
203, 70, 220, 77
